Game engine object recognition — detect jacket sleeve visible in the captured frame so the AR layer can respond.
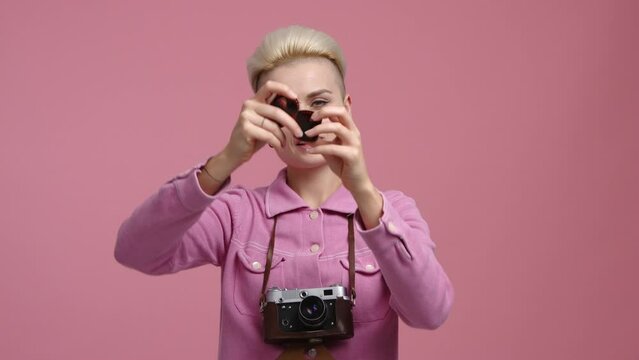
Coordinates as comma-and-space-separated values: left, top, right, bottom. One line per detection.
355, 190, 454, 329
114, 162, 245, 275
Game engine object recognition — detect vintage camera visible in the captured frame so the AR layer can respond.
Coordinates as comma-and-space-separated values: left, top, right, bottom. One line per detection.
262, 285, 354, 343
270, 95, 321, 142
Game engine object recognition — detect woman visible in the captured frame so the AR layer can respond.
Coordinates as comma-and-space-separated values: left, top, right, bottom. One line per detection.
115, 24, 454, 359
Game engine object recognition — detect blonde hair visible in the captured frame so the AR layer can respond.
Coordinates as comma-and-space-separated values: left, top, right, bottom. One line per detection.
246, 25, 347, 95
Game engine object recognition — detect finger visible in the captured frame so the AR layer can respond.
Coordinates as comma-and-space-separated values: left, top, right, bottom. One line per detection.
306, 144, 357, 162
310, 106, 357, 131
254, 80, 298, 104
305, 122, 357, 145
244, 113, 284, 148
253, 102, 304, 138
255, 116, 286, 145
246, 118, 283, 148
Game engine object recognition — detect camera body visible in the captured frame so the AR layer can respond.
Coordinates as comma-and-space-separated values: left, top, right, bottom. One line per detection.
262, 285, 354, 343
270, 95, 320, 142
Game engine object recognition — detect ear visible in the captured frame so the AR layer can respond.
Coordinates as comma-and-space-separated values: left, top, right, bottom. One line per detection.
343, 94, 352, 114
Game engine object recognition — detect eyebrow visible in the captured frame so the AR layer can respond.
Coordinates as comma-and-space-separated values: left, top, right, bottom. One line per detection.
306, 89, 333, 98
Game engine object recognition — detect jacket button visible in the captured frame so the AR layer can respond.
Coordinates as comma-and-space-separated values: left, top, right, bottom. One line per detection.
365, 264, 375, 271
251, 261, 262, 270
309, 210, 319, 220
310, 243, 320, 253
387, 221, 398, 234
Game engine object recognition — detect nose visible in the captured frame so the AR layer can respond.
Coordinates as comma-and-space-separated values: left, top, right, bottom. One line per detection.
297, 102, 312, 112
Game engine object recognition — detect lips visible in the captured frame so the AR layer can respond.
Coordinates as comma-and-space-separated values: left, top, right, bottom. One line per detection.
294, 141, 315, 152
296, 135, 329, 146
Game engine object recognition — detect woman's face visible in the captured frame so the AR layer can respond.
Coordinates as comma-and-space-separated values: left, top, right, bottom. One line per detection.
258, 57, 352, 169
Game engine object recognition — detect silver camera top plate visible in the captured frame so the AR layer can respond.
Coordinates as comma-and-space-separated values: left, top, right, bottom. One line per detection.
265, 285, 349, 304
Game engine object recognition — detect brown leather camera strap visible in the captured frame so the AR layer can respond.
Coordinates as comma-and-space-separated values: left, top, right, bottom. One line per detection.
260, 213, 357, 312
347, 214, 356, 306
260, 215, 278, 311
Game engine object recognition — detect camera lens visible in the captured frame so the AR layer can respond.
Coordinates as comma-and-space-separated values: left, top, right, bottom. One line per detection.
295, 110, 319, 142
299, 295, 326, 327
271, 95, 298, 118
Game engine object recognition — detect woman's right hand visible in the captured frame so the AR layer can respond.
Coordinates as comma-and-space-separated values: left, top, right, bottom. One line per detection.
223, 80, 304, 165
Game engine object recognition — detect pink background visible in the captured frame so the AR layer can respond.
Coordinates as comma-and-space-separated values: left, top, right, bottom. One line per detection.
1, 0, 638, 359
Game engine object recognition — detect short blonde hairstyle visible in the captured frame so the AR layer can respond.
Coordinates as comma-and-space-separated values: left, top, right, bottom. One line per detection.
246, 25, 347, 95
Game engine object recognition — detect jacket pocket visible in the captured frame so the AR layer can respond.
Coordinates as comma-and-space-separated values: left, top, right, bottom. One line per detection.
339, 252, 391, 323
233, 246, 286, 317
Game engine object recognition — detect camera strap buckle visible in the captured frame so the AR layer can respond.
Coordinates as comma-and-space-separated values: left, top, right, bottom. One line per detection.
259, 294, 267, 313
350, 288, 357, 307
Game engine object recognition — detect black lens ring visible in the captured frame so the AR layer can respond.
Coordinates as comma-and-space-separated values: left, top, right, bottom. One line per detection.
298, 295, 327, 326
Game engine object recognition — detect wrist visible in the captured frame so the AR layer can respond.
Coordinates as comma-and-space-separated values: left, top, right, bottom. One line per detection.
351, 181, 383, 230
202, 149, 240, 182
350, 179, 377, 201
219, 146, 245, 171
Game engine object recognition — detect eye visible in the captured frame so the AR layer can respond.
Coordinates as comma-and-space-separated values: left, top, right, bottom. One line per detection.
311, 99, 329, 107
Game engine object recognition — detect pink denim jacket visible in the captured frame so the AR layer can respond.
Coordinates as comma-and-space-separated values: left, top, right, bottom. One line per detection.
115, 163, 454, 359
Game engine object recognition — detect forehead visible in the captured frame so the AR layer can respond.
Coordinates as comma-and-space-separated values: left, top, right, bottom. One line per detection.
260, 57, 342, 96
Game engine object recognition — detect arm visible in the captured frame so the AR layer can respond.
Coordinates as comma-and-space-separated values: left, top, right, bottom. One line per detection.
114, 151, 244, 275
114, 80, 306, 275
303, 101, 453, 328
354, 190, 455, 329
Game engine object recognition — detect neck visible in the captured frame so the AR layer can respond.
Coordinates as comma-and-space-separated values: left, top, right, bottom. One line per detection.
286, 165, 342, 209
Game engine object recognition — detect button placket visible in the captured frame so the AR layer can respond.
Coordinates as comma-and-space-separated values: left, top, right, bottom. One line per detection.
306, 209, 323, 254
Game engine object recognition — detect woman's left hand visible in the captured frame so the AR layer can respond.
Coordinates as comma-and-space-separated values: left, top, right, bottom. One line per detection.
305, 106, 373, 195
306, 105, 384, 229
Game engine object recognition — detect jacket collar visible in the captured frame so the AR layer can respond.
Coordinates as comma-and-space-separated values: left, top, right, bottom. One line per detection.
265, 168, 358, 218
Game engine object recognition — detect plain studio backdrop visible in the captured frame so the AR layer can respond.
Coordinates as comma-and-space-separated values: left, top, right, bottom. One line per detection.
1, 0, 637, 359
